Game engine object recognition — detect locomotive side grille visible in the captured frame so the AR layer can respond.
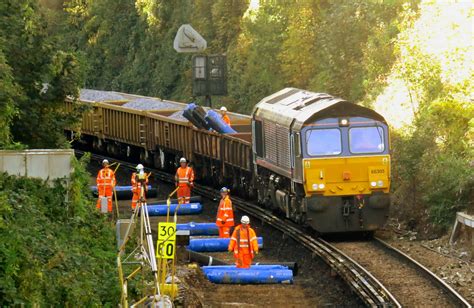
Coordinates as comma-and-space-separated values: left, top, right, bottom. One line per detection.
264, 121, 291, 170
264, 121, 278, 164
276, 125, 291, 169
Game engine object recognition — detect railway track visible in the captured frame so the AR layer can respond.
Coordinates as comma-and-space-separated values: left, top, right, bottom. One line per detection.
77, 150, 471, 307
333, 238, 471, 307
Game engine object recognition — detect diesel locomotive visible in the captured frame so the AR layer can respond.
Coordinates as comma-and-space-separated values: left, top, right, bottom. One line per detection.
68, 88, 391, 233
252, 88, 390, 233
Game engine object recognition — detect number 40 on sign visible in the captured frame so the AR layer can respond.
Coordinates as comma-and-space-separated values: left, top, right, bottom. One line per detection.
156, 222, 176, 259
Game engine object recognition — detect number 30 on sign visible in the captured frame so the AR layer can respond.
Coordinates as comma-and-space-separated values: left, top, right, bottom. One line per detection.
156, 222, 176, 259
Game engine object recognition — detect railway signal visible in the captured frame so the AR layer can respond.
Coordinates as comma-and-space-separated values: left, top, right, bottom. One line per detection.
174, 24, 227, 107
192, 54, 228, 107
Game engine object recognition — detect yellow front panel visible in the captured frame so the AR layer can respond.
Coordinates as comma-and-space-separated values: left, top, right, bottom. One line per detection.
303, 155, 390, 196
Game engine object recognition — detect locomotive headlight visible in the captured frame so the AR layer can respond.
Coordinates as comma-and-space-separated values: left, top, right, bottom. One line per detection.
312, 183, 325, 190
370, 181, 377, 187
339, 118, 349, 126
377, 180, 384, 187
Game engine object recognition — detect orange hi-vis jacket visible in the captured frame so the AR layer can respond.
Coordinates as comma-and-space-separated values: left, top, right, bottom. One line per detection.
216, 196, 234, 227
175, 166, 194, 187
222, 114, 231, 126
229, 225, 259, 257
131, 172, 149, 208
96, 167, 116, 193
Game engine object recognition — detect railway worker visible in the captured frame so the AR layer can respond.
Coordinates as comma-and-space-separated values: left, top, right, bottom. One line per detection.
96, 159, 116, 213
131, 164, 149, 209
220, 106, 231, 127
175, 157, 195, 204
228, 215, 259, 268
216, 187, 234, 238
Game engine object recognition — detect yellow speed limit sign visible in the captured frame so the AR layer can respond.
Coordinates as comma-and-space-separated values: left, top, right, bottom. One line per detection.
156, 222, 176, 259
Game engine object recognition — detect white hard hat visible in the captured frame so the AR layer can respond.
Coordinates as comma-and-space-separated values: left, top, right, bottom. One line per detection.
136, 164, 144, 170
179, 157, 187, 163
102, 159, 109, 165
241, 215, 250, 224
220, 106, 227, 112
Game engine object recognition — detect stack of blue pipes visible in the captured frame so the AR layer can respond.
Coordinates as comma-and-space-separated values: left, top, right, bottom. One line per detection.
183, 222, 293, 284
183, 103, 237, 134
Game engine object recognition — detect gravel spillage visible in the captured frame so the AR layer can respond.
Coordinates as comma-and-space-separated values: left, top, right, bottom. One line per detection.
79, 89, 126, 102
168, 110, 187, 121
122, 98, 181, 110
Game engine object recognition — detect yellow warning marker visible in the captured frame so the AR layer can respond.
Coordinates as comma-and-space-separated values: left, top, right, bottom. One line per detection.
156, 222, 177, 260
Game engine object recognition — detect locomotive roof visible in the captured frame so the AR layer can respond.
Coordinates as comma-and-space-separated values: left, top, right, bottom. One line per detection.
253, 88, 387, 130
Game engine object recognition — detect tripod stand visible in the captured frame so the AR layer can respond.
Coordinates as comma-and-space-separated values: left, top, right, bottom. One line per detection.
117, 174, 171, 307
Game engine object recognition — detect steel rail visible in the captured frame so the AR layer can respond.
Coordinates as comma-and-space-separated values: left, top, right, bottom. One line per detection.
82, 150, 472, 307
374, 237, 471, 308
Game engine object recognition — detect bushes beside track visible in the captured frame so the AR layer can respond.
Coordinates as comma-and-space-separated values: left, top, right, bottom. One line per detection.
0, 154, 119, 305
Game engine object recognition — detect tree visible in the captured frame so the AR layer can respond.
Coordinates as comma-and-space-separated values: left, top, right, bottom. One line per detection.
0, 50, 21, 147
0, 0, 84, 148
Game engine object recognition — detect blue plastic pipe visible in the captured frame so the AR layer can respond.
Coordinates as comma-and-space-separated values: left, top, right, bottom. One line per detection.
184, 103, 210, 130
90, 185, 156, 199
202, 266, 293, 284
202, 265, 288, 271
146, 203, 202, 216
90, 185, 152, 192
205, 110, 237, 134
188, 237, 264, 252
176, 222, 219, 235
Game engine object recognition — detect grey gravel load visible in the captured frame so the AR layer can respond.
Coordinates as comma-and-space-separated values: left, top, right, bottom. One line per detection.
122, 98, 181, 110
79, 89, 125, 102
168, 110, 187, 121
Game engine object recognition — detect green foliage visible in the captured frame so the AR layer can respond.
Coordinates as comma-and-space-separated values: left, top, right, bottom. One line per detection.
390, 35, 473, 229
0, 0, 84, 149
0, 154, 119, 305
52, 1, 408, 112
228, 3, 288, 112
0, 49, 21, 147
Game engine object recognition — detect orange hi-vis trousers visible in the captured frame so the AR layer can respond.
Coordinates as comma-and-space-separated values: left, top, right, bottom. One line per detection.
177, 185, 191, 204
96, 185, 113, 212
235, 252, 253, 268
218, 226, 231, 238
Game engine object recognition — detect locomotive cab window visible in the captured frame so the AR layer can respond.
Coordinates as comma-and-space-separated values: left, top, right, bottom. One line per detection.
305, 128, 342, 156
349, 126, 385, 154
